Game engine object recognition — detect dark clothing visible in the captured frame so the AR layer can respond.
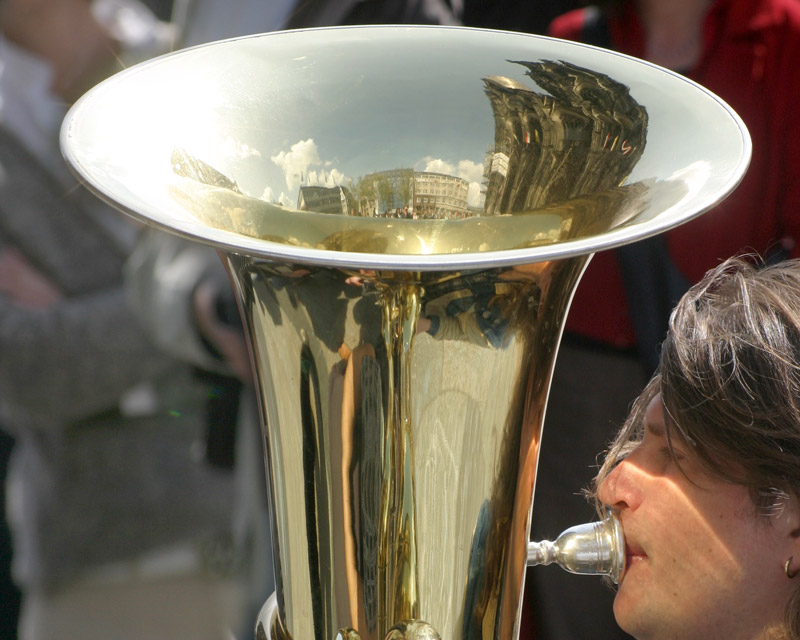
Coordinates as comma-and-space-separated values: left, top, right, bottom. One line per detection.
461, 0, 581, 36
0, 430, 20, 639
284, 0, 462, 28
524, 341, 642, 640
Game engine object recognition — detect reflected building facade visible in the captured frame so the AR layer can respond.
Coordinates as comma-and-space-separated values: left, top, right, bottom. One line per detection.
298, 185, 357, 215
356, 169, 470, 218
413, 172, 470, 218
482, 61, 647, 215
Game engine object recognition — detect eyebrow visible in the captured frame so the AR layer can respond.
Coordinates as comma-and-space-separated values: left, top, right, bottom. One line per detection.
648, 412, 695, 454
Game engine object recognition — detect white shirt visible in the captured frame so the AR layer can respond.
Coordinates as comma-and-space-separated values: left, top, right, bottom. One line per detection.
0, 35, 67, 181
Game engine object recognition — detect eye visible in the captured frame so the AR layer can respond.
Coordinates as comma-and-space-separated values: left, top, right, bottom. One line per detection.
659, 445, 686, 463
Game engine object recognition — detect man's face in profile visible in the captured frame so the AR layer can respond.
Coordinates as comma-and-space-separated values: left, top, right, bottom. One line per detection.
597, 394, 798, 640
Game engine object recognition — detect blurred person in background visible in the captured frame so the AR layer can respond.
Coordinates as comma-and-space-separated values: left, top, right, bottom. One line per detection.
170, 0, 462, 47
0, 0, 266, 638
170, 0, 580, 49
461, 0, 580, 37
521, 0, 800, 638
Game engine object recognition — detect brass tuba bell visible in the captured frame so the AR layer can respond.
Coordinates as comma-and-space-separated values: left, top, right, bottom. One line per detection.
62, 26, 750, 640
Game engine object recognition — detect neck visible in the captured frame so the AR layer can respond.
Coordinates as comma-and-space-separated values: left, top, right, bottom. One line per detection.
635, 0, 713, 70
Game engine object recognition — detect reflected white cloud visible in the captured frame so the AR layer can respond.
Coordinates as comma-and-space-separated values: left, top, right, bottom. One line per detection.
467, 182, 484, 208
271, 138, 321, 190
423, 156, 485, 208
222, 136, 261, 161
423, 157, 457, 174
327, 167, 346, 185
307, 168, 346, 187
457, 159, 483, 184
271, 139, 351, 197
278, 192, 292, 208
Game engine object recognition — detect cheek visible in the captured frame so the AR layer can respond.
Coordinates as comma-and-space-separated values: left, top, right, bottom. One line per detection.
613, 476, 786, 636
628, 483, 748, 588
647, 490, 769, 598
613, 531, 747, 637
663, 488, 752, 577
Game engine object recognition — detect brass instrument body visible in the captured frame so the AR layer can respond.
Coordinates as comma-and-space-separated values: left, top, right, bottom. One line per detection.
60, 25, 751, 640
227, 254, 587, 639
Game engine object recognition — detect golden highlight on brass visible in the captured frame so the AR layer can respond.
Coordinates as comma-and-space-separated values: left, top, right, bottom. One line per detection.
234, 254, 586, 639
61, 26, 751, 640
167, 59, 663, 257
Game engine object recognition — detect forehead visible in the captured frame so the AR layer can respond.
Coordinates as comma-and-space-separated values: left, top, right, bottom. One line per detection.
643, 392, 697, 454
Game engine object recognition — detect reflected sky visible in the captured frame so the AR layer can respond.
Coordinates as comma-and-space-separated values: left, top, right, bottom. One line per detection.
62, 25, 750, 267
158, 30, 498, 206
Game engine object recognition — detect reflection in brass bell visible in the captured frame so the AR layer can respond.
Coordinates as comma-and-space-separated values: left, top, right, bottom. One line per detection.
62, 25, 750, 640
528, 512, 626, 584
383, 620, 441, 640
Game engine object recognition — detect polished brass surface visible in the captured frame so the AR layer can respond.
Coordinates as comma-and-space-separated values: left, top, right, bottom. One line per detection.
227, 254, 586, 640
256, 594, 280, 640
61, 26, 751, 640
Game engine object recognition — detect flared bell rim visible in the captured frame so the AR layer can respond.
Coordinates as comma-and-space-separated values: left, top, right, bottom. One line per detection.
61, 25, 751, 271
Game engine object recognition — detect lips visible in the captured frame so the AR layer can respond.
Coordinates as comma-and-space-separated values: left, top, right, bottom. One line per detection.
624, 539, 647, 576
615, 516, 647, 582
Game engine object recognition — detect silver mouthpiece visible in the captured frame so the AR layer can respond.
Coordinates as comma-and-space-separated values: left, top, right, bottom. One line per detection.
527, 512, 626, 584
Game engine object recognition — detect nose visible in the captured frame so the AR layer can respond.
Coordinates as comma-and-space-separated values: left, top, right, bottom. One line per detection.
597, 455, 644, 513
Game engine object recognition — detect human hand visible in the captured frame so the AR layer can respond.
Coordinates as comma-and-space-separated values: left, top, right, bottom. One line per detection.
0, 0, 120, 103
193, 281, 253, 384
0, 247, 62, 309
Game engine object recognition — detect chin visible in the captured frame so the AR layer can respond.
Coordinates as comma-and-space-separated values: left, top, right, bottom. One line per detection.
612, 586, 648, 639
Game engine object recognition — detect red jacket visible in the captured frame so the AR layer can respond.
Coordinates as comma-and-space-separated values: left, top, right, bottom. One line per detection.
549, 0, 800, 347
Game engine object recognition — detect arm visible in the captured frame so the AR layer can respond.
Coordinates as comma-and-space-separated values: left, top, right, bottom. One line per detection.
547, 8, 589, 40
0, 285, 174, 431
125, 230, 244, 377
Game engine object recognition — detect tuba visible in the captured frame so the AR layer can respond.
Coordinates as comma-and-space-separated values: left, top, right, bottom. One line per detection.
61, 26, 750, 640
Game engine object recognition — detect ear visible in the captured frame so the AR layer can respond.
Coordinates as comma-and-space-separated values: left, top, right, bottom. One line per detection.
781, 496, 800, 573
